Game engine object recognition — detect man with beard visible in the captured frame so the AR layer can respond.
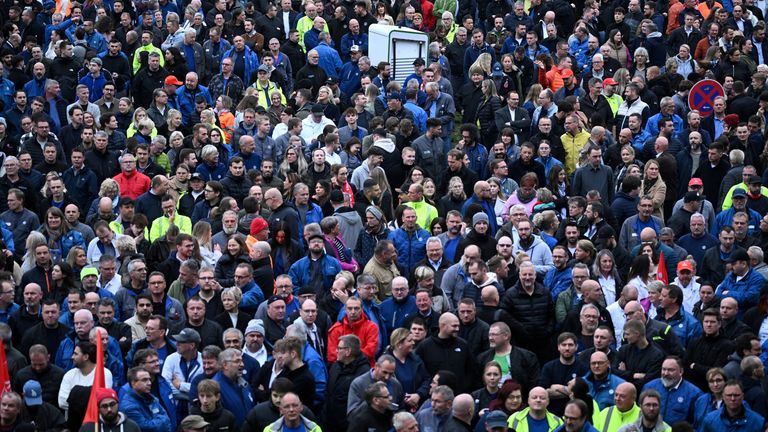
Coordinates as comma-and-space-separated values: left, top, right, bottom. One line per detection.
642, 357, 703, 424
619, 390, 671, 432
495, 261, 554, 365
288, 233, 342, 301
58, 341, 114, 426
512, 219, 554, 276
573, 146, 614, 202
353, 179, 382, 221
618, 196, 663, 251
354, 206, 389, 266
416, 313, 478, 393
265, 187, 300, 244
84, 131, 120, 184
80, 388, 141, 432
540, 333, 589, 416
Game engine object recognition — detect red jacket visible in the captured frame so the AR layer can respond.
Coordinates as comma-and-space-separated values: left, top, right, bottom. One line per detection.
327, 313, 379, 366
113, 170, 151, 199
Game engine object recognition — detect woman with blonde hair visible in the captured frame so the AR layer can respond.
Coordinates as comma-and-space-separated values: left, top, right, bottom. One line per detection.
87, 178, 121, 220
126, 107, 158, 138
22, 231, 48, 273
279, 145, 309, 179
470, 53, 494, 78
477, 79, 502, 146
612, 68, 632, 96
641, 159, 666, 219
214, 286, 253, 334
370, 167, 395, 221
316, 85, 340, 122
438, 176, 467, 216
386, 327, 431, 410
523, 83, 544, 117
193, 221, 222, 268
487, 177, 508, 226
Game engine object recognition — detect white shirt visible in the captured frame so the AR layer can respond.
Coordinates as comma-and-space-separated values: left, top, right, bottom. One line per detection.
244, 345, 268, 366
606, 301, 626, 347
59, 367, 114, 410
673, 277, 701, 315
97, 273, 123, 295
162, 351, 204, 395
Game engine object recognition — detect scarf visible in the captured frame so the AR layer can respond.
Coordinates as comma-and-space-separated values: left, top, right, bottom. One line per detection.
517, 188, 537, 204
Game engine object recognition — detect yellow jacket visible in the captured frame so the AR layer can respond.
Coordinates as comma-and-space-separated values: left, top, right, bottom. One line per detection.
296, 17, 329, 50
508, 408, 563, 432
561, 130, 591, 175
149, 214, 192, 243
594, 404, 641, 432
404, 199, 438, 231
132, 44, 165, 74
253, 81, 287, 109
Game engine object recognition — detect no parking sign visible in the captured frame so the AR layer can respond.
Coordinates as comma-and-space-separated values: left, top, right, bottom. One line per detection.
688, 79, 725, 117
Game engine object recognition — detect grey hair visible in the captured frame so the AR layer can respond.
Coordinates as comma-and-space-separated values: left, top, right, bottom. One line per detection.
748, 246, 764, 263
222, 327, 243, 343
218, 348, 242, 364
580, 303, 599, 316
285, 323, 308, 343
426, 236, 442, 248
393, 412, 417, 430
201, 145, 218, 159
185, 28, 197, 38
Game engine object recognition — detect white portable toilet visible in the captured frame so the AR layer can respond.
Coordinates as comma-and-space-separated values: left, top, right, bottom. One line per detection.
367, 24, 430, 83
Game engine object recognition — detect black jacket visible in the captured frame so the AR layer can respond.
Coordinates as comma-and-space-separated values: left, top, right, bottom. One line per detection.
346, 403, 394, 432
684, 332, 735, 389
8, 306, 41, 347
242, 400, 316, 432
477, 344, 541, 394
415, 335, 478, 393
323, 355, 370, 431
455, 229, 497, 262
498, 280, 556, 342
612, 342, 664, 388
189, 401, 237, 432
84, 148, 121, 184
12, 362, 65, 405
221, 172, 253, 207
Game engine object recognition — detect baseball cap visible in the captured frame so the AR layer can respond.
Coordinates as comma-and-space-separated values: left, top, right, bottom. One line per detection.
180, 416, 209, 430
173, 328, 202, 344
164, 75, 183, 86
561, 68, 574, 78
727, 249, 750, 263
485, 411, 508, 429
311, 104, 325, 114
749, 175, 763, 185
688, 178, 703, 187
257, 64, 270, 73
307, 233, 324, 243
23, 381, 42, 406
326, 77, 339, 85
387, 92, 401, 101
603, 77, 619, 86
350, 45, 360, 52
724, 114, 739, 128
684, 191, 703, 203
189, 173, 204, 182
733, 188, 748, 198
677, 260, 694, 273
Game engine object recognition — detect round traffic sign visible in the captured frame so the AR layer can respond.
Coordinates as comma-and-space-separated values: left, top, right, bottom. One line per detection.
688, 79, 725, 117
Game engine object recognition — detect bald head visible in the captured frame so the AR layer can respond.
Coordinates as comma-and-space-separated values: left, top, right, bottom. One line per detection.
639, 228, 657, 243
452, 394, 475, 422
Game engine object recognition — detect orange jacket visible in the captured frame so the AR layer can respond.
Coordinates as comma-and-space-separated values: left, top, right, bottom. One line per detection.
113, 170, 151, 200
327, 314, 379, 366
539, 66, 565, 92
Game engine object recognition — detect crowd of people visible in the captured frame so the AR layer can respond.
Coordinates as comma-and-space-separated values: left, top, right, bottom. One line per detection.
1, 0, 768, 430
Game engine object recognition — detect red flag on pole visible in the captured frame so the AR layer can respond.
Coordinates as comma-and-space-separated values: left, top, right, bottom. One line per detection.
0, 338, 11, 396
82, 328, 106, 427
657, 251, 669, 284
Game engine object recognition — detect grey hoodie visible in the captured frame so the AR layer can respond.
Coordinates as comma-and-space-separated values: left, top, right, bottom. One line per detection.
334, 206, 364, 250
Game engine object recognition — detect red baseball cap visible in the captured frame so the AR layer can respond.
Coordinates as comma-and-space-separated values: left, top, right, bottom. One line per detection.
164, 76, 183, 86
603, 78, 619, 86
678, 261, 694, 273
688, 178, 703, 187
561, 68, 574, 78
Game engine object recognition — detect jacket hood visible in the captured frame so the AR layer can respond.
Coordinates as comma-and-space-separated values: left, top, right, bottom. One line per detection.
335, 208, 362, 225
648, 31, 662, 38
373, 138, 395, 153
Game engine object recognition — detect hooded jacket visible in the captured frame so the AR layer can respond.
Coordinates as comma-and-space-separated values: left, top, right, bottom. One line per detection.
328, 314, 379, 365
118, 389, 172, 432
323, 355, 371, 431
79, 412, 142, 432
333, 206, 364, 251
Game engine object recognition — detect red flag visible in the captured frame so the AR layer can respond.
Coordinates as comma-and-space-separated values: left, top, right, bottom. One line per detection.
0, 338, 11, 396
82, 328, 106, 426
657, 251, 669, 284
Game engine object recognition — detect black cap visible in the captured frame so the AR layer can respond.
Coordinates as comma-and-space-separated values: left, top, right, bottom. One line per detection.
307, 233, 324, 243
311, 104, 325, 114
684, 191, 704, 203
733, 188, 748, 198
189, 173, 204, 182
298, 286, 316, 296
727, 249, 750, 263
749, 175, 763, 185
267, 295, 284, 304
326, 77, 339, 85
